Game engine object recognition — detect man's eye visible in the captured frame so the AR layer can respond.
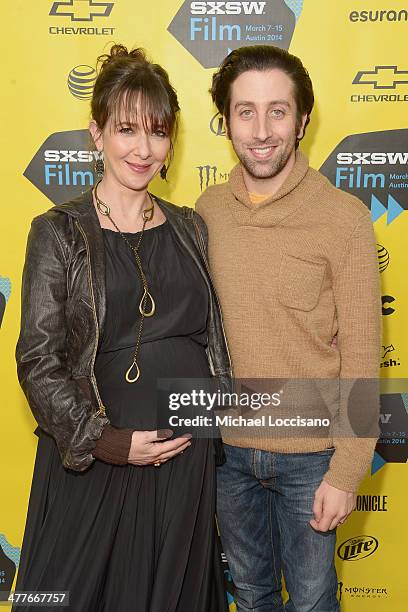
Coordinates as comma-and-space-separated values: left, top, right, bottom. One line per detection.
240, 109, 253, 118
271, 109, 284, 118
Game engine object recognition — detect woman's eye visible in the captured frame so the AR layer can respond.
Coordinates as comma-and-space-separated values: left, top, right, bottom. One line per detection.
119, 126, 133, 134
153, 130, 167, 138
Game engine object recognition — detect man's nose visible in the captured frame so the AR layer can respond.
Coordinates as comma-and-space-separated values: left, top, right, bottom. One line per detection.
252, 114, 272, 141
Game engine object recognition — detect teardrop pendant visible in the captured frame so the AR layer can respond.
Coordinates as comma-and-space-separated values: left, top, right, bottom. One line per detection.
96, 199, 110, 216
143, 202, 154, 222
94, 181, 110, 216
139, 288, 156, 317
125, 360, 140, 383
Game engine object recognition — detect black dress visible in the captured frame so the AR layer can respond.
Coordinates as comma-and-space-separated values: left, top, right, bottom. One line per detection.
14, 221, 228, 612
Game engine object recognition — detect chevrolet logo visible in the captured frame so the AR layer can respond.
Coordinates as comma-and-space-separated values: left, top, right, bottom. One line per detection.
49, 0, 114, 22
353, 66, 408, 90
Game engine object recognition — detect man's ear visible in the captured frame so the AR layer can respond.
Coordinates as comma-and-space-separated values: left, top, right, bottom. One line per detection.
89, 120, 103, 151
297, 113, 308, 141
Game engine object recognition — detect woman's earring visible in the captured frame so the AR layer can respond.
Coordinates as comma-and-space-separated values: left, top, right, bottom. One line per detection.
160, 164, 167, 180
95, 153, 105, 179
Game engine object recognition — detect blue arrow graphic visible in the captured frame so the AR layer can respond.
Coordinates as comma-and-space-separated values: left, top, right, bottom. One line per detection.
371, 451, 387, 475
370, 194, 404, 224
370, 194, 387, 222
387, 194, 404, 225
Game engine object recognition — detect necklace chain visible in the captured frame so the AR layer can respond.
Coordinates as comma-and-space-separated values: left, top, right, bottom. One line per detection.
93, 180, 156, 383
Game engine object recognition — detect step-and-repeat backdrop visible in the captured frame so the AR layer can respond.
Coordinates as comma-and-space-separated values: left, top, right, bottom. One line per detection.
1, 1, 407, 609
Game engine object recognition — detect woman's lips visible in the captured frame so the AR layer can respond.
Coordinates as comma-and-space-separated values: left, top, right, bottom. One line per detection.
126, 161, 152, 173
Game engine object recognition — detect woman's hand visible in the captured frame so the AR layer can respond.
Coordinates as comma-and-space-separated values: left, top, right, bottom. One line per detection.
127, 429, 192, 466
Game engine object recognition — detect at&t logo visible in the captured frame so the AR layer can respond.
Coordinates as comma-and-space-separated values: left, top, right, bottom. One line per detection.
67, 65, 97, 99
377, 244, 389, 272
337, 536, 379, 561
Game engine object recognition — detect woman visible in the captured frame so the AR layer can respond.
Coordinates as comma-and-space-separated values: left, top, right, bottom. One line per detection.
14, 45, 232, 612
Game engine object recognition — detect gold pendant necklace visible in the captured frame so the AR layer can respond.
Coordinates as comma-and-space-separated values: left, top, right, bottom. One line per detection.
93, 179, 156, 383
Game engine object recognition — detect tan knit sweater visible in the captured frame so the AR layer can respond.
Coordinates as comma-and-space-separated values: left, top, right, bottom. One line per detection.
196, 150, 382, 492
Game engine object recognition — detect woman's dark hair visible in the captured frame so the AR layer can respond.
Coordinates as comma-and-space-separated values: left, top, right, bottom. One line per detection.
92, 44, 180, 167
211, 45, 314, 146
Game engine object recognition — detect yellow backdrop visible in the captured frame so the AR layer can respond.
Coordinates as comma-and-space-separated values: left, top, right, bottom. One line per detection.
1, 1, 407, 609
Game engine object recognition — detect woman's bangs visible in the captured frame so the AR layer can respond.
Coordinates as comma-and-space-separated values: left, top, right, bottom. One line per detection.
110, 84, 173, 136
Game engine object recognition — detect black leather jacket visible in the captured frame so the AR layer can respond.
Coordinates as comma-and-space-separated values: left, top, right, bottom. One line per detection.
16, 190, 232, 471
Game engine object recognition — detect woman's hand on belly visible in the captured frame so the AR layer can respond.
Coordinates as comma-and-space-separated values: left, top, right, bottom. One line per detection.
127, 430, 192, 466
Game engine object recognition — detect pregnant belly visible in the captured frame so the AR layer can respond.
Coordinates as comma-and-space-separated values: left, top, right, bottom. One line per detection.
94, 337, 211, 429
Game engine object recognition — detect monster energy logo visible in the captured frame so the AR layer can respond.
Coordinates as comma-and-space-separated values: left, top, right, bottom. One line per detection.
196, 165, 229, 190
197, 165, 218, 190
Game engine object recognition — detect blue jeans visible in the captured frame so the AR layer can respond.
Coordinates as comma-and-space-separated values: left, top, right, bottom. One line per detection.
217, 444, 340, 612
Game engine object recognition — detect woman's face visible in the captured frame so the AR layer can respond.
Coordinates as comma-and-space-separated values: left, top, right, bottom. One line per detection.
90, 103, 171, 193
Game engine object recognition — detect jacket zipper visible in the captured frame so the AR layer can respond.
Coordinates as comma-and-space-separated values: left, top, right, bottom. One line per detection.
76, 220, 106, 418
191, 213, 233, 377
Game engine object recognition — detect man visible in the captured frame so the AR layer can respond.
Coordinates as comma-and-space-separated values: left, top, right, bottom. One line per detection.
196, 46, 381, 611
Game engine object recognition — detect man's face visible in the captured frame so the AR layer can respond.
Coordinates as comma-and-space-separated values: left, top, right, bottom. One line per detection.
226, 69, 307, 185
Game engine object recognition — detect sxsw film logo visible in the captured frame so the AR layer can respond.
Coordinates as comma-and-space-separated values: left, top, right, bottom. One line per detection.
0, 533, 20, 602
381, 343, 401, 369
222, 553, 236, 609
372, 393, 408, 475
319, 129, 407, 225
351, 65, 408, 103
24, 130, 102, 205
337, 536, 379, 561
0, 277, 11, 330
168, 1, 304, 68
197, 164, 229, 190
49, 0, 115, 35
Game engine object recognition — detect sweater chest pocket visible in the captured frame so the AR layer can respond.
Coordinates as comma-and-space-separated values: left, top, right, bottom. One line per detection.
278, 254, 326, 312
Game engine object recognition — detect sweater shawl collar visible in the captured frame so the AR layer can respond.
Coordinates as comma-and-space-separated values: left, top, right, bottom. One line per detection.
228, 149, 310, 227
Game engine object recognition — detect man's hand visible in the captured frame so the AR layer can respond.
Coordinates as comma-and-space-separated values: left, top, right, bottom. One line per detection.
310, 480, 356, 532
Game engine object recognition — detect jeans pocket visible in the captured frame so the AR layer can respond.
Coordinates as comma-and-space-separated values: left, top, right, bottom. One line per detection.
314, 446, 335, 455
